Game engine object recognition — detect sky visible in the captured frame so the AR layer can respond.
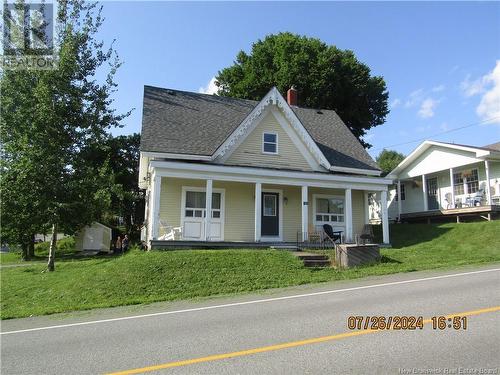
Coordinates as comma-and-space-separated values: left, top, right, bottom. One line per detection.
95, 1, 500, 158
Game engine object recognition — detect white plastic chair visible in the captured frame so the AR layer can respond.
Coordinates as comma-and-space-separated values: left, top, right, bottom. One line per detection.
158, 221, 183, 241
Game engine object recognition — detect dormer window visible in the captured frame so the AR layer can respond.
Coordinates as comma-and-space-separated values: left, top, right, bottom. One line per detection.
263, 132, 278, 154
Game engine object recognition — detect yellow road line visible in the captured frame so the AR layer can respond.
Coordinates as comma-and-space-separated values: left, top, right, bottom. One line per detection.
106, 306, 500, 375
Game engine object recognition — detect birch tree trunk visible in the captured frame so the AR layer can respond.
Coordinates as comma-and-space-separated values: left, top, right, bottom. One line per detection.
47, 224, 57, 272
28, 234, 35, 259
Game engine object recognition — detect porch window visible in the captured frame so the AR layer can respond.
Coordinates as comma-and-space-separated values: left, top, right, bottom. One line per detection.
185, 191, 221, 218
315, 197, 344, 222
395, 183, 406, 201
262, 132, 278, 154
453, 169, 479, 195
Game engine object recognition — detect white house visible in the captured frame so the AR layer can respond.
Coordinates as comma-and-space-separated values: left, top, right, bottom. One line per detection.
370, 140, 500, 223
139, 86, 392, 248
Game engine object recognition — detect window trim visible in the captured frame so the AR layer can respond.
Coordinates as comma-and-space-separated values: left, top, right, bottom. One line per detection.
262, 132, 278, 155
312, 194, 346, 230
395, 183, 406, 201
453, 168, 479, 196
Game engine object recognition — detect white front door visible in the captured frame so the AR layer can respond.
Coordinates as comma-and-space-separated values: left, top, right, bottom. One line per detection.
181, 188, 224, 241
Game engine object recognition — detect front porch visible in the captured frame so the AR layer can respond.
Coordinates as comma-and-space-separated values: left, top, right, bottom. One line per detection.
391, 159, 500, 223
144, 161, 392, 249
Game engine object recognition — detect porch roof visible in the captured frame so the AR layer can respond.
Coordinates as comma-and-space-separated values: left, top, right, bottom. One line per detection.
150, 160, 392, 191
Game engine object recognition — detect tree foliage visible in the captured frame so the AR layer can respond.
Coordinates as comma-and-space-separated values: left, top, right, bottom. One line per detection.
216, 32, 389, 147
0, 0, 129, 265
375, 149, 406, 176
91, 134, 144, 237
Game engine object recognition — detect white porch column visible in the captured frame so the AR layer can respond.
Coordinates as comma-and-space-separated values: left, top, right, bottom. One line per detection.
485, 160, 492, 205
254, 182, 262, 242
449, 168, 455, 208
422, 174, 428, 211
381, 190, 390, 245
150, 172, 162, 241
345, 188, 353, 243
397, 180, 402, 221
363, 191, 370, 225
204, 179, 213, 241
301, 185, 309, 241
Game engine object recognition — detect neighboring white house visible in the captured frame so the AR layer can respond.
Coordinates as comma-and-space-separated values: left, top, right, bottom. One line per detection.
139, 86, 393, 248
369, 140, 500, 223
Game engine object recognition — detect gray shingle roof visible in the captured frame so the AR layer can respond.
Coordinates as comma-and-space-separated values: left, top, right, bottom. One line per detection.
141, 85, 380, 171
483, 141, 500, 152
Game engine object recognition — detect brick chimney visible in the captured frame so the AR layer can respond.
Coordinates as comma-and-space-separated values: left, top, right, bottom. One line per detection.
287, 86, 298, 106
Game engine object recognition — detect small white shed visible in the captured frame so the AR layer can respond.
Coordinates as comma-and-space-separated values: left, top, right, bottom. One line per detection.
75, 222, 112, 253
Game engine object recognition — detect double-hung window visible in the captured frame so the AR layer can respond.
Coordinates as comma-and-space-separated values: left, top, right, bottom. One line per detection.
315, 197, 344, 223
453, 169, 479, 195
262, 132, 278, 154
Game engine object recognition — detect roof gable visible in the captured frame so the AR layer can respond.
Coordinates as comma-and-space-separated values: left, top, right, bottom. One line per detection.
140, 85, 380, 174
223, 107, 319, 171
214, 87, 330, 170
389, 140, 500, 178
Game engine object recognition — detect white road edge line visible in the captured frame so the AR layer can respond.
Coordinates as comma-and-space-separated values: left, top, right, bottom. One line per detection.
2, 267, 499, 336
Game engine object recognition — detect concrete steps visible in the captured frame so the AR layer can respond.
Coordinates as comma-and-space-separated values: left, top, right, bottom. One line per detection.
292, 252, 331, 268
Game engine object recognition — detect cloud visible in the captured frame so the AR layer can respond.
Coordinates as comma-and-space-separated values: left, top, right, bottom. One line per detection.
198, 77, 218, 95
418, 98, 439, 118
405, 89, 424, 108
432, 84, 445, 93
476, 61, 500, 124
390, 98, 401, 109
460, 74, 487, 97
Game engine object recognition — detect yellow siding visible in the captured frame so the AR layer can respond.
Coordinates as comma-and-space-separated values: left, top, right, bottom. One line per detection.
215, 181, 254, 241
352, 190, 366, 238
225, 111, 313, 171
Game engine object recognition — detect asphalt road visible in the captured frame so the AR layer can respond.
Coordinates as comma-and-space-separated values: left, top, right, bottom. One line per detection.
1, 265, 500, 375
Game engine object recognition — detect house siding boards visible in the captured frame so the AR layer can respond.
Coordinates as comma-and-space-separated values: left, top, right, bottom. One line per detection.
225, 111, 314, 171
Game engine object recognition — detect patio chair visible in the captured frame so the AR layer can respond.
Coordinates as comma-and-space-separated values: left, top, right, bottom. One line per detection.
359, 224, 374, 244
158, 221, 183, 241
444, 193, 453, 209
468, 189, 484, 207
322, 224, 343, 245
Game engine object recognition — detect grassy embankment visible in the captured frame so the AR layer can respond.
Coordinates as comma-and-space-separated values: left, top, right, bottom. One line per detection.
1, 221, 499, 319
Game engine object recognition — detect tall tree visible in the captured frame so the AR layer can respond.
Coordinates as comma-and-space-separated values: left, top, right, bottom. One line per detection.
216, 32, 389, 148
88, 134, 144, 237
0, 0, 129, 268
375, 149, 406, 176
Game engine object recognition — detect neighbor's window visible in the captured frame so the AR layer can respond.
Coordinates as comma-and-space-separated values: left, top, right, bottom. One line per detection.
315, 197, 344, 223
263, 132, 278, 154
395, 183, 406, 201
453, 169, 479, 195
185, 191, 221, 218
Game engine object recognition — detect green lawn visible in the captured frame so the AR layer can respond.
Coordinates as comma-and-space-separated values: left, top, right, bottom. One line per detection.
1, 221, 499, 319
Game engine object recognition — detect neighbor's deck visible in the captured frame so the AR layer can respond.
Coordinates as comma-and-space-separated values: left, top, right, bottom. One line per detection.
400, 204, 500, 222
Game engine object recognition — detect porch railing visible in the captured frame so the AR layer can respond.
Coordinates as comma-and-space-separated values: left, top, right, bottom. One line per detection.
296, 230, 336, 251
